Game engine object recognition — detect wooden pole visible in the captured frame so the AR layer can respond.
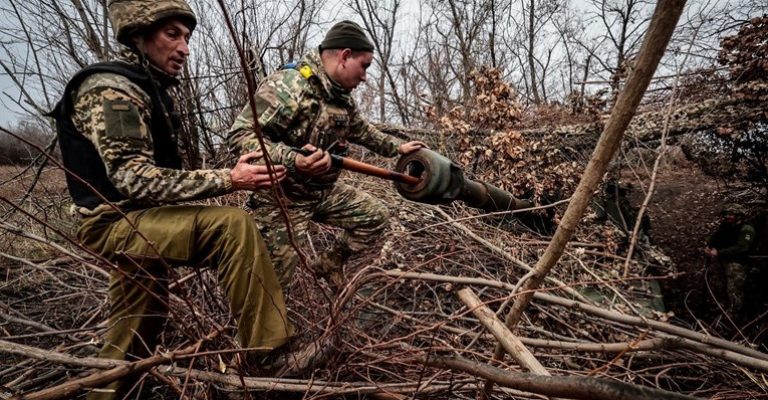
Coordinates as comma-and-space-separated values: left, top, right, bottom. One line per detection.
425, 355, 701, 400
478, 3, 689, 396
457, 288, 549, 376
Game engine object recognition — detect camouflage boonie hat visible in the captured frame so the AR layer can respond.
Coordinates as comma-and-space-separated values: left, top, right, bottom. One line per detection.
108, 0, 197, 46
722, 203, 747, 216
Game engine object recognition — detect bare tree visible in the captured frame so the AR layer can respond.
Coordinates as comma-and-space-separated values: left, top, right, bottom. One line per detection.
0, 0, 112, 120
350, 0, 414, 125
587, 0, 653, 97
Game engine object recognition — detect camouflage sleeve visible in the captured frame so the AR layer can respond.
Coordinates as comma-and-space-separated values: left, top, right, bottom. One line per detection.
347, 103, 403, 157
72, 73, 232, 204
592, 200, 608, 221
227, 70, 308, 173
717, 224, 756, 256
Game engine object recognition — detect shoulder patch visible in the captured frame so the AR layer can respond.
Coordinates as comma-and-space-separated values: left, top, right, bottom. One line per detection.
103, 99, 142, 139
299, 65, 314, 79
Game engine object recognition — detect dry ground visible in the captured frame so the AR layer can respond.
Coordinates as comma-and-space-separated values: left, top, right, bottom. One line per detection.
1, 157, 767, 399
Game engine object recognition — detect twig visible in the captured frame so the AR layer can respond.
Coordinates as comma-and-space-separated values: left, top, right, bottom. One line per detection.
382, 270, 768, 367
622, 11, 705, 276
0, 311, 57, 335
486, 1, 687, 396
11, 350, 190, 400
0, 338, 466, 396
424, 354, 701, 400
433, 207, 590, 303
6, 330, 220, 400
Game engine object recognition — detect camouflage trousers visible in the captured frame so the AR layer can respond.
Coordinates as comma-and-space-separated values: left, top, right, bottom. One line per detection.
248, 182, 390, 287
78, 205, 291, 400
724, 261, 748, 313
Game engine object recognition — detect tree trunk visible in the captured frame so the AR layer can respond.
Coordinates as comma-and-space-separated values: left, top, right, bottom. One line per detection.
527, 0, 541, 104
483, 0, 688, 396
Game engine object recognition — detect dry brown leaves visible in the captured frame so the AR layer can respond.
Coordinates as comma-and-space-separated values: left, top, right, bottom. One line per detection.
430, 67, 584, 204
718, 15, 768, 99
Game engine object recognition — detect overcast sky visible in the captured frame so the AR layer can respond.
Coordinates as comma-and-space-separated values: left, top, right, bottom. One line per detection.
0, 55, 26, 127
0, 0, 756, 130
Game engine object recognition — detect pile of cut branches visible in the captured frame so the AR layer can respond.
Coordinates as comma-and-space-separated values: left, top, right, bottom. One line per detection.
1, 165, 767, 399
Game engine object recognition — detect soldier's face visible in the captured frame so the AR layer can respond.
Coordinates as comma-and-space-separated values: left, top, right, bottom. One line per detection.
336, 50, 373, 90
141, 19, 191, 76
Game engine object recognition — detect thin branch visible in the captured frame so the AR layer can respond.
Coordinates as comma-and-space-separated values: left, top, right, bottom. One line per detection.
424, 354, 701, 400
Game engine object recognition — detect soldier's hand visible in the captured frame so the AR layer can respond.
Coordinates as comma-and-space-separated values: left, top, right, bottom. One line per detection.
704, 247, 717, 258
295, 144, 332, 176
231, 150, 286, 191
398, 141, 427, 155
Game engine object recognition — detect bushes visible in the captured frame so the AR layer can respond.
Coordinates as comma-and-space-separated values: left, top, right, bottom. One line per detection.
0, 120, 56, 165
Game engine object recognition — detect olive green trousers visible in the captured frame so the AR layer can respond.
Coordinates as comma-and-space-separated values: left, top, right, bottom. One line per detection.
79, 205, 291, 400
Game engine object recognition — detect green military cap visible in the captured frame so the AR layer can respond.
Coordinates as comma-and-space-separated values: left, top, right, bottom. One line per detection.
108, 0, 197, 46
722, 203, 747, 216
319, 20, 374, 52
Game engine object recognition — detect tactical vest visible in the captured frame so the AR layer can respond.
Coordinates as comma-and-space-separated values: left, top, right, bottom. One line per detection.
49, 61, 182, 209
283, 62, 351, 192
709, 223, 756, 263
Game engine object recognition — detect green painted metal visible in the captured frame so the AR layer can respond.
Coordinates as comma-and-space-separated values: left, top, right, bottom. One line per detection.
394, 149, 533, 213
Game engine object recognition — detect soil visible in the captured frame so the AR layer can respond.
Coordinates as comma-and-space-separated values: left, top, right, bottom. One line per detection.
642, 162, 723, 313
631, 154, 768, 344
0, 164, 68, 201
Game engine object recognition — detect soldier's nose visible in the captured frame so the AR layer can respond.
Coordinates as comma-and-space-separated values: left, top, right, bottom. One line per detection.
179, 41, 190, 56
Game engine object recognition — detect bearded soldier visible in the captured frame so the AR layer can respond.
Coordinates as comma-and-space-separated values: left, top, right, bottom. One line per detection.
705, 203, 756, 314
48, 1, 292, 398
228, 21, 425, 288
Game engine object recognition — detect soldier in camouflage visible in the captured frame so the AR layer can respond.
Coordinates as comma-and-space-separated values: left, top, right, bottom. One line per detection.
228, 21, 425, 288
49, 1, 292, 398
705, 203, 755, 314
594, 180, 651, 242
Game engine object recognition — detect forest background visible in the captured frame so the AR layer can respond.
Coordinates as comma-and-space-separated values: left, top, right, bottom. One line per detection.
2, 0, 768, 398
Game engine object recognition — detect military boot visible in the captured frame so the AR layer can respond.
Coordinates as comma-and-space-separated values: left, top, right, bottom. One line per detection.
274, 336, 336, 377
311, 241, 351, 291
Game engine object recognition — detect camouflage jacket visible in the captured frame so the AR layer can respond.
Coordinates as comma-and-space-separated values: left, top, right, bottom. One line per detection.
708, 222, 756, 262
228, 49, 403, 199
69, 53, 231, 215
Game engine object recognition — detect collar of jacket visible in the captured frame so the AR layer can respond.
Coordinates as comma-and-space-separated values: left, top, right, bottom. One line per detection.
118, 49, 181, 89
300, 49, 353, 105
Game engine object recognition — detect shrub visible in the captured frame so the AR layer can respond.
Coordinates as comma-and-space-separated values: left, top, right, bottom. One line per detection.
0, 120, 56, 165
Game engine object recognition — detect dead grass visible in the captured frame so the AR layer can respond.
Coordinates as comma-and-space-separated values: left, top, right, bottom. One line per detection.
0, 156, 766, 399
0, 163, 75, 260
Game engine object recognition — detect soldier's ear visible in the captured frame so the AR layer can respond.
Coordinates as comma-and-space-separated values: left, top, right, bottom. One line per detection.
340, 48, 352, 63
132, 35, 146, 53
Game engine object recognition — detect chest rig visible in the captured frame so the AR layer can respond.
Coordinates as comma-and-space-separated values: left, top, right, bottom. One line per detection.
281, 62, 350, 150
283, 62, 353, 191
